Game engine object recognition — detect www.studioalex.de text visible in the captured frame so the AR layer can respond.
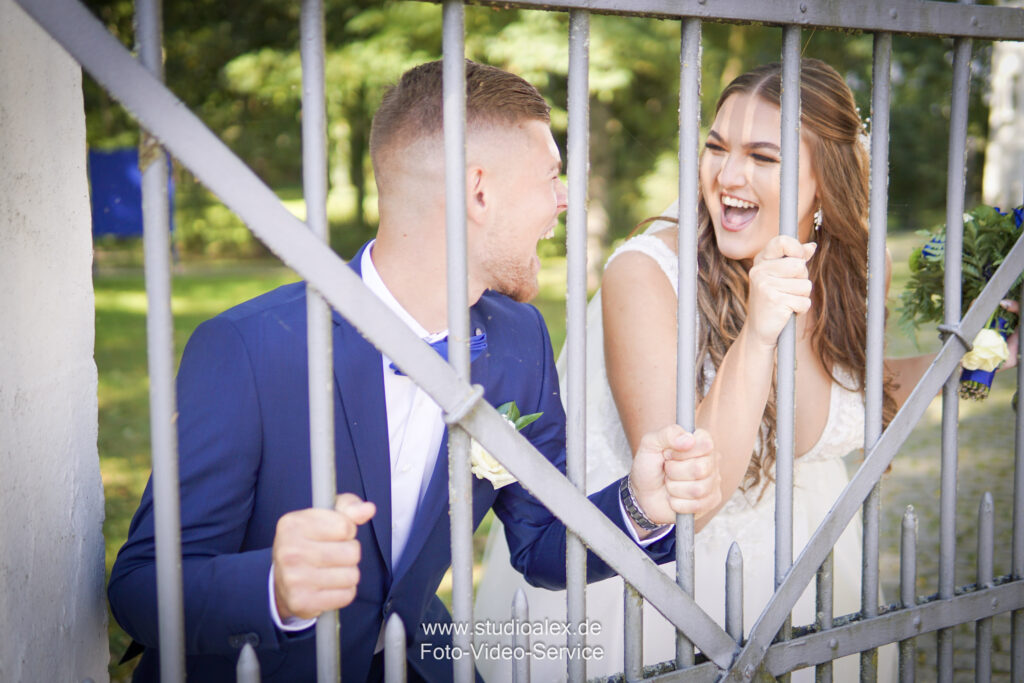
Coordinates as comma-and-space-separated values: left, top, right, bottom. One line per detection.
419, 618, 606, 662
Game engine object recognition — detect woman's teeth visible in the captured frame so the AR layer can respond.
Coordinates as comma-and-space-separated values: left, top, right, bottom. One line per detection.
722, 195, 757, 209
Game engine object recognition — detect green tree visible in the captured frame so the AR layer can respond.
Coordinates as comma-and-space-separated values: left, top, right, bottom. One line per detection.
82, 1, 994, 258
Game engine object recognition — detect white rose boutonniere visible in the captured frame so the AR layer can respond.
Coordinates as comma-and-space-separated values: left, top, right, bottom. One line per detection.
469, 401, 542, 490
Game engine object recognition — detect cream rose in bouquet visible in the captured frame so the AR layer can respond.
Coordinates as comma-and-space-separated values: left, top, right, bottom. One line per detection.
469, 401, 542, 489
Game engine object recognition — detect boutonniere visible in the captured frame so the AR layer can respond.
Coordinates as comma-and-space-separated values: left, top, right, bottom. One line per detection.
469, 401, 542, 490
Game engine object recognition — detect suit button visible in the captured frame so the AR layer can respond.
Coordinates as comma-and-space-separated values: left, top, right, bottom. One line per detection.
229, 632, 260, 649
384, 599, 394, 614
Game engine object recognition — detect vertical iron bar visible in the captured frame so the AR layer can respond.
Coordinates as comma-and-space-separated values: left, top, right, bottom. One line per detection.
976, 493, 994, 682
726, 543, 744, 643
300, 2, 340, 679
135, 1, 185, 680
1014, 283, 1024, 683
899, 506, 918, 683
512, 589, 531, 683
861, 30, 893, 683
236, 643, 260, 683
624, 584, 644, 682
299, 0, 332, 515
938, 22, 973, 682
442, 5, 473, 682
623, 584, 643, 679
675, 16, 701, 670
775, 28, 801, 679
385, 614, 408, 683
815, 551, 833, 683
566, 12, 590, 682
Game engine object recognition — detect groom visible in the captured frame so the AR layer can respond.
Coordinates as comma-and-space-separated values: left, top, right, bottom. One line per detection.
108, 60, 721, 682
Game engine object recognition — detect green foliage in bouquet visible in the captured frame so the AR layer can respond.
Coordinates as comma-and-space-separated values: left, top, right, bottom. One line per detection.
899, 204, 1023, 339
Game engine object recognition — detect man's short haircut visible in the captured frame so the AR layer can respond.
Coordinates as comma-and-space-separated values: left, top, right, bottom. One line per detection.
369, 59, 551, 169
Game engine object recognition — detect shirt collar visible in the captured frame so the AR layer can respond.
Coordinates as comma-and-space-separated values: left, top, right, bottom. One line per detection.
360, 239, 446, 343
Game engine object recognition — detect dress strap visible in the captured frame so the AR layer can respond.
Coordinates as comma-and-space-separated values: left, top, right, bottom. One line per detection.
605, 232, 680, 294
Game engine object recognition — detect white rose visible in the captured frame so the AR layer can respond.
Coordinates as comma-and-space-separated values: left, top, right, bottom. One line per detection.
962, 328, 1009, 372
469, 417, 517, 489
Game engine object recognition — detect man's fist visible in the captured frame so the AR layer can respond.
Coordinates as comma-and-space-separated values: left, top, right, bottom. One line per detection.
628, 425, 722, 532
272, 493, 376, 621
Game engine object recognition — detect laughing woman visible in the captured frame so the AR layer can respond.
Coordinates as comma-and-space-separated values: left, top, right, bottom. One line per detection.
474, 59, 922, 681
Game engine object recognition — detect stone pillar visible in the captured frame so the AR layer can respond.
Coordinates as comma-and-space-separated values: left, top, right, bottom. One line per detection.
0, 1, 109, 680
982, 2, 1024, 208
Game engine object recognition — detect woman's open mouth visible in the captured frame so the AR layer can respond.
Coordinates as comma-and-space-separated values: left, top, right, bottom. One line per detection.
721, 194, 759, 231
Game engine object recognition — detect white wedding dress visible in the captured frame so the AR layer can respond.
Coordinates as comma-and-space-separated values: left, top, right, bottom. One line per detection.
473, 218, 896, 682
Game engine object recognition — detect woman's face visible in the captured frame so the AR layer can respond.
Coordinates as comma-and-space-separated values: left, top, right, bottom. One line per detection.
699, 93, 819, 265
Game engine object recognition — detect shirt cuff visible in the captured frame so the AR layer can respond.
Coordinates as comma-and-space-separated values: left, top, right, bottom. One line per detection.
269, 564, 317, 632
619, 494, 674, 546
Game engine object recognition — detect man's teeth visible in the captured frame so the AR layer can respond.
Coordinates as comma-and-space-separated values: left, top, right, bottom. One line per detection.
722, 195, 757, 209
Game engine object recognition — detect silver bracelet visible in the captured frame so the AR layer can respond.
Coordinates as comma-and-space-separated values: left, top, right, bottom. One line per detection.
619, 476, 665, 532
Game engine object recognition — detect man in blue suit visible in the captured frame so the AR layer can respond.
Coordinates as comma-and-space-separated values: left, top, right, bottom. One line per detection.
109, 60, 722, 681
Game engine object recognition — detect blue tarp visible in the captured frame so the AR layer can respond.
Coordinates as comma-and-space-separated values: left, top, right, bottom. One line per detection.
88, 147, 174, 236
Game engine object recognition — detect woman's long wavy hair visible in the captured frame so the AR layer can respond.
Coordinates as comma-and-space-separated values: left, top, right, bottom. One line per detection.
689, 58, 898, 491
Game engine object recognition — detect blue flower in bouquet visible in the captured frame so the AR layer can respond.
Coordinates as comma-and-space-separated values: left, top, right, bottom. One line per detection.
995, 205, 1024, 229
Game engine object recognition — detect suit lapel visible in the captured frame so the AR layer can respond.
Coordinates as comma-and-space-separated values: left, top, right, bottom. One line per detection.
393, 307, 492, 581
334, 243, 393, 575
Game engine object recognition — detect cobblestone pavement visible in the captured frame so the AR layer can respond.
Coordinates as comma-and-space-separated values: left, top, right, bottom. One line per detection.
860, 381, 1018, 682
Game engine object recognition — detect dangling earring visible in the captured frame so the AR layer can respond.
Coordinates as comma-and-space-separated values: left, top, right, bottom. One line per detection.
813, 207, 823, 232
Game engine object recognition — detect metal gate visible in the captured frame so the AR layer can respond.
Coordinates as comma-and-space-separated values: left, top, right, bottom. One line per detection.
14, 0, 1024, 680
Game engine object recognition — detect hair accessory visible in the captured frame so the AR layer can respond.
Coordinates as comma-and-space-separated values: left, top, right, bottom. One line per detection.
813, 207, 824, 232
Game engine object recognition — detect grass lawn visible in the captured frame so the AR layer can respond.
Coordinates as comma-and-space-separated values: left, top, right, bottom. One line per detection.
96, 232, 1016, 679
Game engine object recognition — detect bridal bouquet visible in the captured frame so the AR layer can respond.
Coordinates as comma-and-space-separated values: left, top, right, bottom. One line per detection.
898, 204, 1022, 400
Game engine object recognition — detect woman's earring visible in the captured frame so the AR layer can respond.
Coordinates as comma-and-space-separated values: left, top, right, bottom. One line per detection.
813, 207, 823, 232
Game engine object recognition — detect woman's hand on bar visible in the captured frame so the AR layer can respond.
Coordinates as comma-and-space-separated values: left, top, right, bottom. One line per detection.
272, 493, 376, 621
745, 235, 816, 349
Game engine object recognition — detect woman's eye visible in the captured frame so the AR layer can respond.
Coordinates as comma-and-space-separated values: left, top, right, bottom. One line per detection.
704, 141, 725, 153
752, 153, 779, 164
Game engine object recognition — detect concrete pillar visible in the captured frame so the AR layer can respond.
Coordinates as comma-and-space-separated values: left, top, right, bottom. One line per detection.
982, 1, 1024, 208
0, 1, 109, 680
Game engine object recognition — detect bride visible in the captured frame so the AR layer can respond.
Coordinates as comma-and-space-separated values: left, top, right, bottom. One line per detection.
475, 59, 920, 681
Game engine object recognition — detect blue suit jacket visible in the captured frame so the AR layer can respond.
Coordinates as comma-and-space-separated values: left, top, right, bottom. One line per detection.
108, 243, 675, 681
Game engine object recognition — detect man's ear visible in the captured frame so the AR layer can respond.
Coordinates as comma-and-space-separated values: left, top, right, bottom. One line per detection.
466, 165, 487, 224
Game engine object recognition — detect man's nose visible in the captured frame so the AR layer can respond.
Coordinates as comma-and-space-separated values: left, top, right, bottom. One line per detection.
556, 178, 568, 213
